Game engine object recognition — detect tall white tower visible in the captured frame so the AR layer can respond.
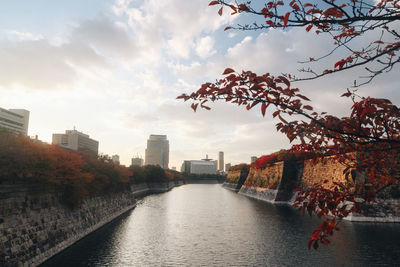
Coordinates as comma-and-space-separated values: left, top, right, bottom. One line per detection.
145, 134, 169, 169
218, 151, 224, 172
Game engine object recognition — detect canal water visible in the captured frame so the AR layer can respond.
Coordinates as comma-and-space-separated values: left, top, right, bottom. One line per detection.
41, 184, 400, 266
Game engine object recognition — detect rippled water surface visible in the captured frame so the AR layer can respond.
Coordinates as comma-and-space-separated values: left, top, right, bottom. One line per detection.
41, 184, 400, 266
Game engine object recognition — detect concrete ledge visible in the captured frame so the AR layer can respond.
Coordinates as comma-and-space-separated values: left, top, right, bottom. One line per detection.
222, 182, 238, 192
344, 215, 400, 222
238, 186, 279, 203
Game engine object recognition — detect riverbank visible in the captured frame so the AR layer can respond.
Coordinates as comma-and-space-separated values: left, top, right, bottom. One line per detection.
38, 184, 400, 267
223, 182, 400, 222
0, 180, 184, 267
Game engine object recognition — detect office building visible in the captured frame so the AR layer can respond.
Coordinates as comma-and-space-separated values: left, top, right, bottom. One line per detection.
112, 155, 120, 165
251, 156, 258, 163
181, 155, 217, 174
131, 156, 144, 167
0, 107, 30, 135
52, 129, 99, 155
145, 134, 169, 169
225, 163, 232, 172
218, 151, 224, 172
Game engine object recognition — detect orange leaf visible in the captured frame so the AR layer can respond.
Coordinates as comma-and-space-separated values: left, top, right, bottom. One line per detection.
208, 1, 219, 6
218, 6, 223, 16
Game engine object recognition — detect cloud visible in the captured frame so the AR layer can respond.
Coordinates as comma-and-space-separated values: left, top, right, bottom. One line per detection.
113, 0, 236, 59
5, 30, 44, 41
69, 15, 138, 62
0, 14, 141, 91
195, 36, 216, 58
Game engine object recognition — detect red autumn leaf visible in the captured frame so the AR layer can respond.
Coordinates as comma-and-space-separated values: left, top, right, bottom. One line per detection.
222, 68, 235, 75
208, 1, 219, 6
341, 92, 352, 97
283, 12, 290, 28
278, 76, 290, 87
218, 6, 223, 16
303, 105, 313, 110
191, 103, 199, 112
296, 94, 310, 101
261, 102, 267, 117
306, 24, 313, 32
224, 26, 232, 31
272, 110, 280, 117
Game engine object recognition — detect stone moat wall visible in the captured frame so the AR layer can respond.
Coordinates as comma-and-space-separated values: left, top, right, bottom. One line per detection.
226, 157, 400, 221
0, 181, 182, 267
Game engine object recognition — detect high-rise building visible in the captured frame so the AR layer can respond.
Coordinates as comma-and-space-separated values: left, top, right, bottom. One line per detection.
0, 107, 30, 135
112, 155, 120, 165
251, 156, 258, 163
225, 163, 232, 172
218, 151, 224, 172
52, 129, 99, 155
131, 156, 144, 167
145, 134, 169, 169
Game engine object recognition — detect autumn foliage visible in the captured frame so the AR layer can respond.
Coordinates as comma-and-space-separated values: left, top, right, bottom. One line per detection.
211, 0, 400, 86
179, 0, 400, 250
0, 131, 132, 207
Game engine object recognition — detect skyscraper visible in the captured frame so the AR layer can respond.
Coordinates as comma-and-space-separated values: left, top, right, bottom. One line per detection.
145, 134, 169, 169
218, 151, 224, 172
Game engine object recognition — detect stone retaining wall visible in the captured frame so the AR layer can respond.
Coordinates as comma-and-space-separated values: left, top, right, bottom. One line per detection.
0, 187, 136, 267
301, 154, 355, 189
225, 156, 399, 222
0, 180, 185, 267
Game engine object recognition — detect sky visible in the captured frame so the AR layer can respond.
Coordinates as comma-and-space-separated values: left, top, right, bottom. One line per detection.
1, 0, 399, 169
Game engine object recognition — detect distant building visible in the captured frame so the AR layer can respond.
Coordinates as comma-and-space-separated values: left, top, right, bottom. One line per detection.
52, 129, 99, 155
145, 134, 169, 169
112, 155, 120, 165
131, 157, 144, 167
171, 167, 176, 171
181, 155, 217, 174
251, 156, 257, 163
218, 151, 224, 172
0, 107, 30, 135
225, 163, 232, 172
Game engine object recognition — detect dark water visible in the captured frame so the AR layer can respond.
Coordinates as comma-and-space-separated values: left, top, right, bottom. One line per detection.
41, 184, 400, 267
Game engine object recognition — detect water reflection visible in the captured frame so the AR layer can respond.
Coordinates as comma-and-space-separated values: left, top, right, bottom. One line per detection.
41, 184, 400, 266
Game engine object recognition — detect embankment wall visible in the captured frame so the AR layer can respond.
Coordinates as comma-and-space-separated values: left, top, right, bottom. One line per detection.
228, 157, 400, 221
0, 180, 183, 267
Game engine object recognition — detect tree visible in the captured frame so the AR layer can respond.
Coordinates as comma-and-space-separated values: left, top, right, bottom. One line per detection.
178, 0, 400, 249
211, 0, 400, 87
